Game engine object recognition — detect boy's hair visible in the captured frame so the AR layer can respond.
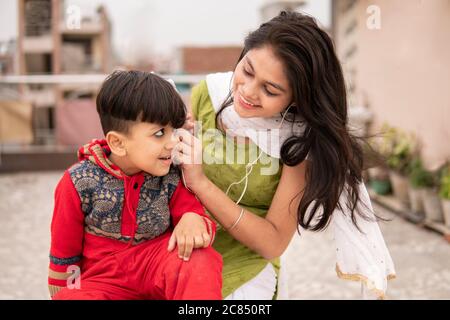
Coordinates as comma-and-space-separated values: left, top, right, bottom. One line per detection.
96, 70, 186, 135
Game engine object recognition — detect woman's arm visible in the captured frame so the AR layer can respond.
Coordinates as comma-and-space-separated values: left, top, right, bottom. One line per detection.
177, 89, 306, 260
185, 156, 307, 260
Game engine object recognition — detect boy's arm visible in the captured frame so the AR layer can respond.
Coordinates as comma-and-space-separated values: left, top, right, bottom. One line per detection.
48, 171, 85, 298
169, 180, 216, 240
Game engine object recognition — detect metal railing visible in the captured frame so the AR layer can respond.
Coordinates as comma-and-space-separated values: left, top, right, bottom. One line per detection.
0, 74, 206, 85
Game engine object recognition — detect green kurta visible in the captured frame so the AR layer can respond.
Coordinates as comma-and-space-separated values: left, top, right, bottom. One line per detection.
191, 80, 283, 298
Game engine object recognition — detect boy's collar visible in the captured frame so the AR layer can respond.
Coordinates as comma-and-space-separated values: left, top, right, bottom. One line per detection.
78, 139, 146, 179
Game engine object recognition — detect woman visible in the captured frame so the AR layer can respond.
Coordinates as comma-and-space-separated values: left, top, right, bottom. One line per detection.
174, 11, 395, 299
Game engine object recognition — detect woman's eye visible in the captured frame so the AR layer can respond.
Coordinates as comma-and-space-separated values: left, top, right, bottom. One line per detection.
264, 87, 276, 96
154, 129, 165, 137
243, 68, 252, 76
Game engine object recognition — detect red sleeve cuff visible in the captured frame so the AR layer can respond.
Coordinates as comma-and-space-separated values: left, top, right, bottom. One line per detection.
168, 180, 217, 242
169, 180, 205, 226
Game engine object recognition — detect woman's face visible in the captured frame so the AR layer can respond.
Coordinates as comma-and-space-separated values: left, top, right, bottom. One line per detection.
232, 45, 293, 118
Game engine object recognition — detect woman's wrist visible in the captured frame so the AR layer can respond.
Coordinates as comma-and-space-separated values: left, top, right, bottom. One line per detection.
190, 174, 210, 194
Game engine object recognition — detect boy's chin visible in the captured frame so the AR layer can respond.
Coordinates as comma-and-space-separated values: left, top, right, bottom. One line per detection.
146, 166, 171, 177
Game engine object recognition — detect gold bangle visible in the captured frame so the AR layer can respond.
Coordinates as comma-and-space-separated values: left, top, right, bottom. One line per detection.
226, 207, 245, 231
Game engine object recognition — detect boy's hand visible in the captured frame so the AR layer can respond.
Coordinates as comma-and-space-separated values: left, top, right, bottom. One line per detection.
167, 212, 212, 261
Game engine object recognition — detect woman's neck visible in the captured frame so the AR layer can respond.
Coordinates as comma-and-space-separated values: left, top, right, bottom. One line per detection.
218, 116, 250, 145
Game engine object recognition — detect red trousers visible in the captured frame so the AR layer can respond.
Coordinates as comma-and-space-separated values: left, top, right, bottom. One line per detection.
53, 232, 223, 300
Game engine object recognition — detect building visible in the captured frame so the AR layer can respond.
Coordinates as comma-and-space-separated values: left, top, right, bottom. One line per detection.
178, 46, 243, 75
332, 0, 450, 168
18, 0, 112, 76
16, 0, 112, 145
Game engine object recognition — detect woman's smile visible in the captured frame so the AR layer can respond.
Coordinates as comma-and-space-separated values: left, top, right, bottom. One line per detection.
236, 93, 262, 110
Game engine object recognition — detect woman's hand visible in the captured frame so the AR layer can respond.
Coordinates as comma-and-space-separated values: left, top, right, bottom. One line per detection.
173, 128, 207, 193
182, 112, 195, 133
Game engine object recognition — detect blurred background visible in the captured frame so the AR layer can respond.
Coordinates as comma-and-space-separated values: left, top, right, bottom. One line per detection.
0, 0, 449, 299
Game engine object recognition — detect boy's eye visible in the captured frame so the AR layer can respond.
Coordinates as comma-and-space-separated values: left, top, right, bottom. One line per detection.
154, 128, 165, 137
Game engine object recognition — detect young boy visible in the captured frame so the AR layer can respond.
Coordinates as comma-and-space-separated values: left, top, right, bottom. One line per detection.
48, 70, 222, 300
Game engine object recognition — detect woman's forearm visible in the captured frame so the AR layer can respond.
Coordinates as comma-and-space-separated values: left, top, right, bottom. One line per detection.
191, 177, 286, 260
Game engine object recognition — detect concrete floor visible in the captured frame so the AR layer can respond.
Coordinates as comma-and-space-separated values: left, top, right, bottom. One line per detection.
0, 171, 449, 300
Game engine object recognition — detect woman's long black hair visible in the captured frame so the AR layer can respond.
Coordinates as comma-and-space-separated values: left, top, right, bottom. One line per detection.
216, 11, 375, 231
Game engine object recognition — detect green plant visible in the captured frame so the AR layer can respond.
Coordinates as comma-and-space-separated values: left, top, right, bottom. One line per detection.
409, 158, 435, 189
439, 165, 450, 200
370, 179, 392, 195
376, 124, 418, 176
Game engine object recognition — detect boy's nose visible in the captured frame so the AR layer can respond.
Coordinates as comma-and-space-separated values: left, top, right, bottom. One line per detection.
165, 132, 178, 150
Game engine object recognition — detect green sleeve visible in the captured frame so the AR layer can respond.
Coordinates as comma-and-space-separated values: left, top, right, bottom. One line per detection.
190, 80, 216, 132
190, 80, 209, 121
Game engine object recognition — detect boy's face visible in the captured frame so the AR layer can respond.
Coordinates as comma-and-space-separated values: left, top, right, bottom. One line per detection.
122, 121, 176, 176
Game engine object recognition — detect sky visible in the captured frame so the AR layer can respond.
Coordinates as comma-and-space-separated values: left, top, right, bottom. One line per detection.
0, 0, 331, 63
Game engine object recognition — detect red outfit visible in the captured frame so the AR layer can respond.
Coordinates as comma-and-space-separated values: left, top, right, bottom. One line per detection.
48, 140, 222, 300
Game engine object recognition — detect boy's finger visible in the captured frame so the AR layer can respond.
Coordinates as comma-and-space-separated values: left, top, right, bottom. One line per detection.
177, 236, 186, 259
202, 232, 211, 248
167, 232, 176, 251
193, 235, 204, 248
203, 218, 212, 235
183, 238, 194, 261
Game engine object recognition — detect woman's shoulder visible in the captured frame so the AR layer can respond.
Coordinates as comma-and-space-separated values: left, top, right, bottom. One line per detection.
205, 71, 233, 111
190, 79, 212, 122
191, 71, 233, 120
191, 79, 209, 105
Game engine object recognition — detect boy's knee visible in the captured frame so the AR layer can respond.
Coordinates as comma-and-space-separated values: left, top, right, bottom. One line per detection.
166, 248, 223, 299
165, 246, 222, 273
192, 246, 222, 263
186, 247, 223, 272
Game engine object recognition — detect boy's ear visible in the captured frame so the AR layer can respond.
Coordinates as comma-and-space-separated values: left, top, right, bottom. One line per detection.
106, 131, 127, 157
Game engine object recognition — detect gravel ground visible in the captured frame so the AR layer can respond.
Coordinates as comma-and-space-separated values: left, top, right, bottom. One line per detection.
0, 171, 449, 300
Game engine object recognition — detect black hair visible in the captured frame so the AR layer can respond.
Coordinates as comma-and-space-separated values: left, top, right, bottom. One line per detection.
96, 70, 186, 135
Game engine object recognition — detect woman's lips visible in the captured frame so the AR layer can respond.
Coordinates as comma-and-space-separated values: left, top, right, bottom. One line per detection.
237, 93, 261, 110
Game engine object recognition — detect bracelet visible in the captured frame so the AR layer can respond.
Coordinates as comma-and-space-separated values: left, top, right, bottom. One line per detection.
226, 207, 245, 231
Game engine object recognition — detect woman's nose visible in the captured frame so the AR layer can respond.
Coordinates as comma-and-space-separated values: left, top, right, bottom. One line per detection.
242, 80, 258, 100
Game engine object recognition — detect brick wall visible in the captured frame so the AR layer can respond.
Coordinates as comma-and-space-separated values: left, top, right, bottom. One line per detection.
180, 46, 243, 74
